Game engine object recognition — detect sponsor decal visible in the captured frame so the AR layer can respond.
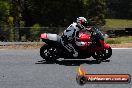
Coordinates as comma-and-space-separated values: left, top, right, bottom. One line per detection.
76, 66, 131, 85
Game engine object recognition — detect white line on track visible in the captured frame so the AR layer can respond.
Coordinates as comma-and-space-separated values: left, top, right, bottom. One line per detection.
112, 48, 132, 49
0, 48, 132, 50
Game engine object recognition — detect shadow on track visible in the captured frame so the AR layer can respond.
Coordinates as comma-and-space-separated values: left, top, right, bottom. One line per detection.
36, 59, 110, 66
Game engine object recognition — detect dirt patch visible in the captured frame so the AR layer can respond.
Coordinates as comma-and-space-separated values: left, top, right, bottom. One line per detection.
0, 43, 132, 49
110, 43, 132, 48
0, 44, 43, 49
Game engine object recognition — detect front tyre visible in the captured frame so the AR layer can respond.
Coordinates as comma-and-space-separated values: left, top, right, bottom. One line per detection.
40, 44, 59, 63
92, 47, 112, 61
103, 47, 112, 60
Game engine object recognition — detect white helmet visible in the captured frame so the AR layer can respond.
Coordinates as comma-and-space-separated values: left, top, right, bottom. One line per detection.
76, 17, 88, 29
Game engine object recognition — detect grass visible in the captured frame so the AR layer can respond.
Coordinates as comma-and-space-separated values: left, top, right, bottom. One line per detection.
105, 36, 132, 44
105, 39, 121, 44
105, 19, 132, 28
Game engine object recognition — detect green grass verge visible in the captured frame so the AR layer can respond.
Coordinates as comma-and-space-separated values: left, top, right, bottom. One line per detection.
105, 36, 132, 44
105, 19, 132, 28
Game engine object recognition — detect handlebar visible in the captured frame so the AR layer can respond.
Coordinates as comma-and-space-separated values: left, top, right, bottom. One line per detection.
86, 26, 104, 40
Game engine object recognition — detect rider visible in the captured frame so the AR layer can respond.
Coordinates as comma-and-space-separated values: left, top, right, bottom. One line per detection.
60, 17, 91, 57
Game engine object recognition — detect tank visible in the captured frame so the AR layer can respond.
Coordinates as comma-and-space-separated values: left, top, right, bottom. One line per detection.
79, 33, 90, 42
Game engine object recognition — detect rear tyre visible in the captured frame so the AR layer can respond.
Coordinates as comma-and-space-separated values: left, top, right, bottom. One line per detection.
40, 44, 59, 63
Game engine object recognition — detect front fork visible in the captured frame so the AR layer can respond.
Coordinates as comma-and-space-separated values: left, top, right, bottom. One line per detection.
99, 40, 110, 49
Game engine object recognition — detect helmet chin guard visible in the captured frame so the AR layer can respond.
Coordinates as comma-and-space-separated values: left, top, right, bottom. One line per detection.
76, 17, 88, 29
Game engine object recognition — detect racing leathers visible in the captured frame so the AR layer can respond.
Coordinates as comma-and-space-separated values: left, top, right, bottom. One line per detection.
60, 22, 86, 57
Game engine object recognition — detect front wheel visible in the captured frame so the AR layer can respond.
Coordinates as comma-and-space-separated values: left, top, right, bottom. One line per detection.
40, 44, 59, 63
92, 47, 112, 61
104, 47, 112, 59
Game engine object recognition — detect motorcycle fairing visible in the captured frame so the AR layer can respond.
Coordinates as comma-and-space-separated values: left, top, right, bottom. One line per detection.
40, 33, 48, 39
40, 33, 58, 41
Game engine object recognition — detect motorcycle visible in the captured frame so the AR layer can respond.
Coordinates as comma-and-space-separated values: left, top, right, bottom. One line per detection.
40, 27, 112, 63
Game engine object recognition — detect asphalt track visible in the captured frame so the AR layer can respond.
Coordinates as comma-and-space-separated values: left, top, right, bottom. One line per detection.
0, 48, 131, 88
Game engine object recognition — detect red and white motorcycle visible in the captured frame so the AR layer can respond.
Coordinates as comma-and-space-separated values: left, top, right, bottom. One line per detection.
40, 27, 112, 63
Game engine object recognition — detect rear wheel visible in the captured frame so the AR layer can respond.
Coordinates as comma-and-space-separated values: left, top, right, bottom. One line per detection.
92, 47, 112, 61
40, 44, 59, 63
